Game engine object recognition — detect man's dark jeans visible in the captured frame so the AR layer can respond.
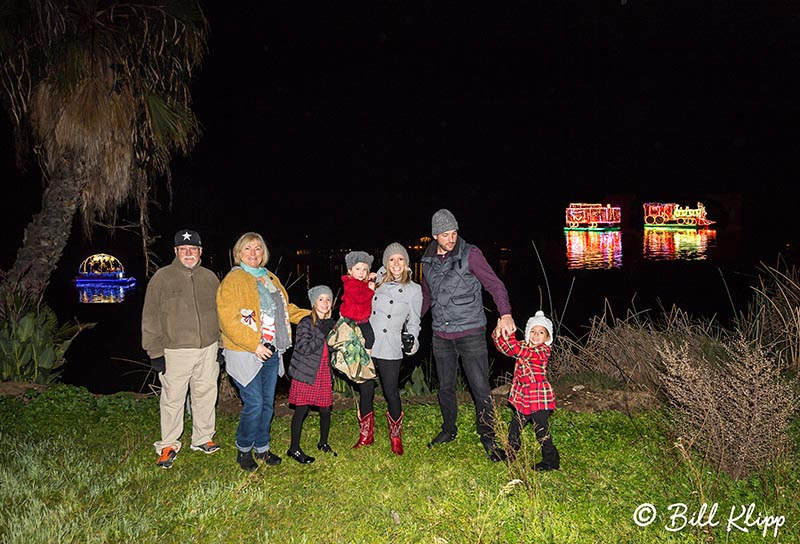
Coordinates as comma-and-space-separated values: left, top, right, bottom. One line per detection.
432, 331, 496, 442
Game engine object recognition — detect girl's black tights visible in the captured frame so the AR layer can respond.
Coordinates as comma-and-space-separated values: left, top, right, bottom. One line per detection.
508, 408, 554, 455
290, 404, 332, 450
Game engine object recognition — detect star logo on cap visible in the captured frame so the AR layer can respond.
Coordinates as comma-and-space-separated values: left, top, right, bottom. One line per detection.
181, 231, 193, 241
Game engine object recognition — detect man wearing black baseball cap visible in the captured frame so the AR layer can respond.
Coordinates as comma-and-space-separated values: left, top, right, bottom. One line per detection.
142, 228, 221, 469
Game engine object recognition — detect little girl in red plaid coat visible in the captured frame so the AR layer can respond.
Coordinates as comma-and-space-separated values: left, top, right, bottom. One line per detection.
492, 310, 560, 470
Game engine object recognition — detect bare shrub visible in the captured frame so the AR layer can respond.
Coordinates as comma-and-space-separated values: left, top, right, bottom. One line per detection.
659, 338, 799, 480
732, 262, 800, 373
548, 334, 582, 383
556, 302, 726, 399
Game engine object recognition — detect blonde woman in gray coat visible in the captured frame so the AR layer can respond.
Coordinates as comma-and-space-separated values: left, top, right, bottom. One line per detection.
356, 242, 422, 455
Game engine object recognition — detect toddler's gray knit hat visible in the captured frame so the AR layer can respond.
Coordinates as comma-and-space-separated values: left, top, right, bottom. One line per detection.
308, 285, 333, 305
525, 310, 554, 346
345, 250, 374, 270
431, 208, 459, 236
382, 242, 410, 268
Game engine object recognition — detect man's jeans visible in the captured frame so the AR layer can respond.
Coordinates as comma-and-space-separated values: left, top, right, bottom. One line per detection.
231, 352, 279, 454
432, 331, 496, 442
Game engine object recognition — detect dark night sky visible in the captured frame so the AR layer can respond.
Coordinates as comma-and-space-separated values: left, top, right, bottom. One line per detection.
3, 2, 800, 268
3, 2, 800, 393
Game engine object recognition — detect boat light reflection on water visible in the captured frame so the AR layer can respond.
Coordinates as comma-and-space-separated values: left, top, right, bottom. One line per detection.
565, 230, 623, 270
643, 227, 718, 261
565, 228, 719, 269
76, 284, 136, 303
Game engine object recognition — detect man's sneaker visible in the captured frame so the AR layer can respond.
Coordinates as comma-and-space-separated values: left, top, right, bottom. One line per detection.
190, 441, 220, 454
428, 430, 457, 448
156, 447, 177, 469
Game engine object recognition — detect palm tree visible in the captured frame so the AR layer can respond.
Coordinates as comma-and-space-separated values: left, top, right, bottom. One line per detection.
0, 0, 208, 293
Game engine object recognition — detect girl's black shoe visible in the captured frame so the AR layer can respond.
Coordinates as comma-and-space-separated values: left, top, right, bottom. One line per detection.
287, 448, 315, 464
317, 442, 337, 456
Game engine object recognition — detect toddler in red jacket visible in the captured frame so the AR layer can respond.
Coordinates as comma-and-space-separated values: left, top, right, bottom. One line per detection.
340, 251, 376, 354
492, 310, 560, 470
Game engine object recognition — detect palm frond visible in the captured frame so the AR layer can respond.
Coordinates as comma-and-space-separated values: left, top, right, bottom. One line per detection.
1, 0, 208, 253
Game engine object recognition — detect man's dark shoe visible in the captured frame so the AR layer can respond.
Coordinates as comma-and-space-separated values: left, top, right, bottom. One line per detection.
237, 450, 258, 472
255, 450, 282, 466
481, 437, 507, 462
534, 461, 559, 471
428, 431, 457, 448
487, 447, 508, 463
287, 449, 315, 464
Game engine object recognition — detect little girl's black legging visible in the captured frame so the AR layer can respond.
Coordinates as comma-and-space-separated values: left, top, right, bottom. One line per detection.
289, 404, 331, 451
508, 408, 554, 455
357, 358, 402, 419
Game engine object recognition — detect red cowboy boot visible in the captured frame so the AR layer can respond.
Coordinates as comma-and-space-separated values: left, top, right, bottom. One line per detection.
353, 411, 374, 448
387, 411, 404, 455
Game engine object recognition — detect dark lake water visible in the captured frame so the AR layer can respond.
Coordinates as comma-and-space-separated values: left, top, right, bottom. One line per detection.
43, 221, 800, 394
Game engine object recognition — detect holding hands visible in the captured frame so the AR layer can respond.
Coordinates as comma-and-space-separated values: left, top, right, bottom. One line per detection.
495, 314, 516, 339
491, 323, 503, 339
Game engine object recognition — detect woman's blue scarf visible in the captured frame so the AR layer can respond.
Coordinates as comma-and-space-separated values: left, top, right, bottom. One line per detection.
240, 263, 268, 278
240, 263, 276, 316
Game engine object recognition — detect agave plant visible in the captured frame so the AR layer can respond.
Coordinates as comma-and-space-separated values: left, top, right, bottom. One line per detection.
0, 0, 208, 292
0, 274, 94, 384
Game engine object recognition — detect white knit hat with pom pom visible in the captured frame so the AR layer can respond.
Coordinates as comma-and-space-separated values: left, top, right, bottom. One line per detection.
525, 310, 554, 345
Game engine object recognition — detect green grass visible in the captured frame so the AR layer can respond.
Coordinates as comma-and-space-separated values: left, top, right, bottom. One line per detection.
1, 385, 798, 543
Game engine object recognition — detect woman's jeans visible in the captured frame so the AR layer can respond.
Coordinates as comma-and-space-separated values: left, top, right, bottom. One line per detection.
231, 353, 279, 454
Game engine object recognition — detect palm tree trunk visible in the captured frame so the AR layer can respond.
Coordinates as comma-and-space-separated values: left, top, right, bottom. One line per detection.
7, 163, 83, 294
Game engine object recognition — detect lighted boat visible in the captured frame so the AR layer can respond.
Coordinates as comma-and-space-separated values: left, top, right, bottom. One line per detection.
642, 202, 715, 228
73, 253, 137, 287
565, 203, 621, 230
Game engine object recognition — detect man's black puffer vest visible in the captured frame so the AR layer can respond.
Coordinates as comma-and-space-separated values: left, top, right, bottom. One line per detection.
421, 237, 486, 334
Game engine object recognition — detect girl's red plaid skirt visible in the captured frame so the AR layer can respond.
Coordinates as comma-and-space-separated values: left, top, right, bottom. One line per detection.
288, 345, 333, 407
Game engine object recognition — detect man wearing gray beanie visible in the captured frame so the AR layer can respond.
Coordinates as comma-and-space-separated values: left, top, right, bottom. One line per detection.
431, 208, 459, 237
421, 209, 516, 462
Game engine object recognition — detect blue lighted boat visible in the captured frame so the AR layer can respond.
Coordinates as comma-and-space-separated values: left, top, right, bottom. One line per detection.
73, 253, 137, 287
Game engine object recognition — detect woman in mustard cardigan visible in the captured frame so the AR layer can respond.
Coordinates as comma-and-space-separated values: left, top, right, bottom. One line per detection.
217, 232, 310, 471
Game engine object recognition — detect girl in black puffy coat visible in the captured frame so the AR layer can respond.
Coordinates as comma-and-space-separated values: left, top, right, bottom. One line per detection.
285, 285, 337, 463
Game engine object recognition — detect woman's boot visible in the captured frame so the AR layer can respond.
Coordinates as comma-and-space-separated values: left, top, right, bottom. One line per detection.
387, 411, 404, 455
353, 411, 374, 448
